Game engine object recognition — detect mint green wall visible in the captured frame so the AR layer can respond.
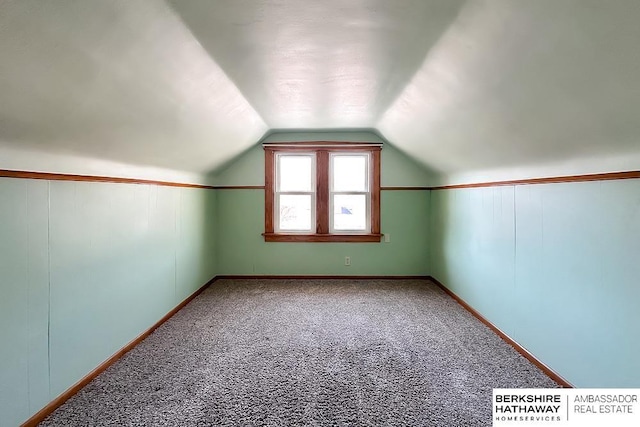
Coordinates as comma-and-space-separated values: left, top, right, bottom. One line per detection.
212, 143, 265, 186
380, 144, 435, 187
430, 179, 640, 387
216, 189, 429, 275
213, 139, 432, 276
214, 130, 388, 186
261, 130, 385, 144
213, 138, 435, 187
0, 178, 216, 426
4, 155, 637, 427
0, 179, 49, 426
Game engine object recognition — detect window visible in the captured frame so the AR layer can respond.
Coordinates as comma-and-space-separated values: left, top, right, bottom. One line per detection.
275, 154, 315, 232
331, 153, 370, 232
264, 142, 381, 242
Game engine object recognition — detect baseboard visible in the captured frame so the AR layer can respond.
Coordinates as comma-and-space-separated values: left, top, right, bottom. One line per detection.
21, 276, 219, 427
427, 276, 573, 388
215, 275, 431, 280
22, 274, 570, 426
21, 274, 425, 425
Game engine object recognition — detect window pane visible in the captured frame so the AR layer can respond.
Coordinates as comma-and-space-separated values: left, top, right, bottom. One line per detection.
279, 195, 312, 231
279, 155, 313, 192
333, 155, 367, 192
333, 194, 367, 231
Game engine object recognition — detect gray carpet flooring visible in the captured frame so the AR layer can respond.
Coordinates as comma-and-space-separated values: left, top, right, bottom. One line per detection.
40, 278, 558, 426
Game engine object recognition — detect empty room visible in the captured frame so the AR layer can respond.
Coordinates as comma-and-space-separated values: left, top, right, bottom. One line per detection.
1, 1, 639, 426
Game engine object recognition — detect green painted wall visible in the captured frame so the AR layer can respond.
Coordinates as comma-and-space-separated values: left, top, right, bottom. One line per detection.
430, 179, 640, 387
216, 189, 429, 276
261, 130, 385, 144
3, 146, 638, 427
0, 179, 49, 426
213, 138, 432, 276
0, 135, 432, 424
213, 137, 435, 187
0, 178, 216, 426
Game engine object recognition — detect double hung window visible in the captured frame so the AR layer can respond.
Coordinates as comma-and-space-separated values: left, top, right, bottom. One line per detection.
264, 142, 381, 242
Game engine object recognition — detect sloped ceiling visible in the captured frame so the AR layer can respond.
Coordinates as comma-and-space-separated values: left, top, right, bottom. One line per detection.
0, 0, 267, 174
378, 0, 640, 182
1, 0, 639, 181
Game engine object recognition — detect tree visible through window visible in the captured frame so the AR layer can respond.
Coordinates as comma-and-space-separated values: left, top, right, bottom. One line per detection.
263, 142, 381, 242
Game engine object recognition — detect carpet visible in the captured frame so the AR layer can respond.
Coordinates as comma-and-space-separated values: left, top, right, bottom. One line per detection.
40, 278, 558, 426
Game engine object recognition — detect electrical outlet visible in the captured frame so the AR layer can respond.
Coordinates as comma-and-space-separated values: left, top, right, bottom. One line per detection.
345, 256, 351, 266
384, 234, 391, 243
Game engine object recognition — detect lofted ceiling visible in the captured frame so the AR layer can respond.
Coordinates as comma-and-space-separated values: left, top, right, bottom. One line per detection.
1, 0, 639, 181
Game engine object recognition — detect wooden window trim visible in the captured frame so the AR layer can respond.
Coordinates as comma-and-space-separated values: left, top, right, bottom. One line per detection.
316, 151, 330, 234
264, 143, 381, 243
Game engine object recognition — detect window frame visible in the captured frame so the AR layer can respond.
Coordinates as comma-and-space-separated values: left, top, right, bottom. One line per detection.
263, 142, 381, 243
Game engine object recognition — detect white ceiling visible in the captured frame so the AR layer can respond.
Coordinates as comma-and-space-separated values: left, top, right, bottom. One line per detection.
1, 0, 639, 180
378, 0, 640, 179
167, 0, 464, 129
0, 0, 267, 174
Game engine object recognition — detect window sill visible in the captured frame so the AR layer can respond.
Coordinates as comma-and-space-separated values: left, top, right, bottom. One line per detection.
262, 233, 383, 243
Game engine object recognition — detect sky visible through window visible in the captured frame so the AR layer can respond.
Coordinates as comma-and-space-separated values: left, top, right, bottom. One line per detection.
332, 155, 367, 231
332, 156, 366, 192
279, 156, 312, 192
278, 153, 368, 232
